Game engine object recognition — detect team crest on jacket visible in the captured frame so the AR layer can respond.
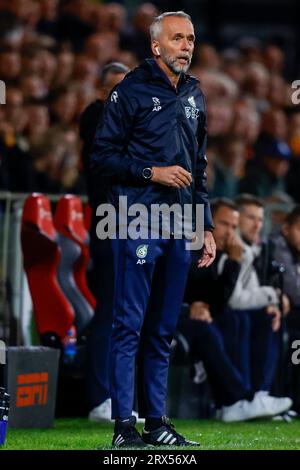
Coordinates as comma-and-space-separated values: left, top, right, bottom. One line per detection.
185, 95, 199, 119
136, 244, 148, 258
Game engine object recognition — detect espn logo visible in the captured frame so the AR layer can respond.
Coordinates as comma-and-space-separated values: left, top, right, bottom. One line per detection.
16, 372, 48, 407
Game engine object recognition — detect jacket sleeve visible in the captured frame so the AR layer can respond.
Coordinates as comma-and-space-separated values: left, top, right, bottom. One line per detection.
217, 255, 241, 304
228, 273, 279, 310
228, 246, 279, 310
90, 84, 146, 183
195, 95, 214, 231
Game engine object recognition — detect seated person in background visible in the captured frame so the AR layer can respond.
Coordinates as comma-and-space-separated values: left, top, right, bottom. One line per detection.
228, 194, 290, 394
271, 206, 300, 413
239, 138, 292, 199
180, 198, 292, 421
271, 205, 300, 333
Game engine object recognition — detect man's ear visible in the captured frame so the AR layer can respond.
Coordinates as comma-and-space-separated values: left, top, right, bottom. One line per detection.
151, 42, 160, 57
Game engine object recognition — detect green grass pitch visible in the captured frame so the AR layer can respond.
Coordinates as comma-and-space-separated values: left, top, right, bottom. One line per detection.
1, 418, 300, 450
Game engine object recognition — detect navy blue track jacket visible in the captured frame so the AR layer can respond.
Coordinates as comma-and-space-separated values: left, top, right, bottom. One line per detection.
90, 59, 213, 231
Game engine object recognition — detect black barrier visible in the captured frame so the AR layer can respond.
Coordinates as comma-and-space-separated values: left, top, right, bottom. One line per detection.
6, 347, 60, 428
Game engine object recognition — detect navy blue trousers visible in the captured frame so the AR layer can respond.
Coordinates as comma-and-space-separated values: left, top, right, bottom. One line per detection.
110, 237, 191, 419
86, 220, 115, 408
216, 308, 280, 392
176, 316, 253, 407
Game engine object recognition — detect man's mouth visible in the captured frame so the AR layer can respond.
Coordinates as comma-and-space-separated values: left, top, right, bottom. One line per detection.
177, 57, 190, 63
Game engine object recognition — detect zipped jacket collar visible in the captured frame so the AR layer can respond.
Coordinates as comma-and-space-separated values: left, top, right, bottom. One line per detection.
137, 58, 199, 92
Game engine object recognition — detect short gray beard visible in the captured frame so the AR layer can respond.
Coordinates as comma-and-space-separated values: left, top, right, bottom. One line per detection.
163, 53, 191, 75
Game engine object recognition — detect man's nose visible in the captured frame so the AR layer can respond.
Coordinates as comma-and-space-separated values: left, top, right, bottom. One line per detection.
181, 39, 191, 51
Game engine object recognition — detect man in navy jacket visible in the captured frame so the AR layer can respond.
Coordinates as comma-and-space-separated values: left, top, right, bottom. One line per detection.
91, 11, 216, 447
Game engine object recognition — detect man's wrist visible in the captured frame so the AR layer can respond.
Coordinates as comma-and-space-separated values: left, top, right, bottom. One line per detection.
142, 167, 153, 180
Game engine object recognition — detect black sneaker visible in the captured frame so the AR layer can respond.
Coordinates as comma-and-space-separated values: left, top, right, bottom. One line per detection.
142, 416, 200, 447
112, 416, 149, 448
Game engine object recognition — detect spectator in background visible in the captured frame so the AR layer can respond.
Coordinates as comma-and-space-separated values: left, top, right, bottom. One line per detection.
72, 82, 97, 117
272, 206, 300, 332
228, 194, 290, 394
288, 112, 300, 156
20, 74, 49, 101
73, 55, 99, 88
36, 0, 60, 39
53, 51, 75, 89
231, 99, 261, 150
196, 70, 238, 103
240, 139, 292, 198
207, 99, 234, 139
259, 107, 288, 144
232, 195, 282, 309
193, 43, 221, 72
212, 137, 246, 198
49, 87, 77, 127
221, 48, 245, 85
268, 75, 289, 108
56, 0, 95, 51
91, 2, 127, 35
272, 206, 300, 413
119, 3, 158, 60
0, 88, 35, 192
79, 62, 129, 207
84, 32, 120, 68
243, 62, 270, 112
4, 87, 26, 135
287, 111, 300, 202
263, 45, 285, 75
24, 102, 50, 148
0, 49, 21, 86
31, 128, 82, 194
239, 37, 263, 63
185, 199, 244, 321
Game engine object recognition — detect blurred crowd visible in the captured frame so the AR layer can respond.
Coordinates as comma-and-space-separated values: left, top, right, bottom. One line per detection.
0, 0, 299, 205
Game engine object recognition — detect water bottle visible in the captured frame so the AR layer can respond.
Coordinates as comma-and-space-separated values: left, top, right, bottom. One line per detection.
63, 327, 77, 364
0, 387, 9, 446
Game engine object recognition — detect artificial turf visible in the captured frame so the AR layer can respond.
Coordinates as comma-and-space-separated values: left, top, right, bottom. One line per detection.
1, 418, 300, 450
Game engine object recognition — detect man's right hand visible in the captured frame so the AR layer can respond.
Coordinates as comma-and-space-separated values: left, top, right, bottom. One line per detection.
151, 165, 192, 188
225, 232, 244, 261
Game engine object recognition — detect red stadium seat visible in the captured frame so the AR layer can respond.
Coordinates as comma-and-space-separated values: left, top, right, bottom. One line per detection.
83, 202, 92, 232
21, 193, 75, 341
54, 195, 96, 311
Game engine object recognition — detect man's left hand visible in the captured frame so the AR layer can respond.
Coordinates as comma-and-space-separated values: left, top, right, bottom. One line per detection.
197, 231, 216, 268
